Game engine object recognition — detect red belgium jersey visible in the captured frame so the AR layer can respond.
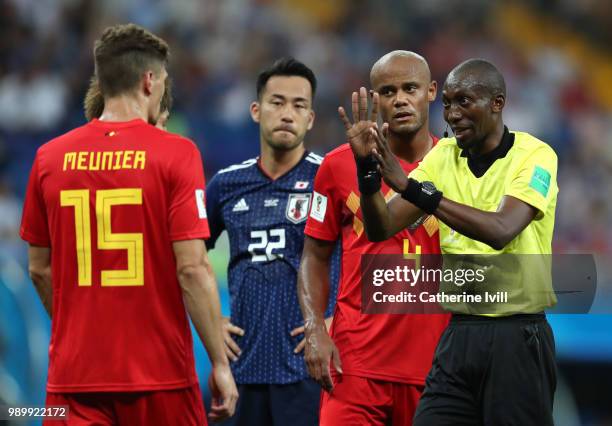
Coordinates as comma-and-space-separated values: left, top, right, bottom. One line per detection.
20, 119, 210, 393
304, 142, 449, 385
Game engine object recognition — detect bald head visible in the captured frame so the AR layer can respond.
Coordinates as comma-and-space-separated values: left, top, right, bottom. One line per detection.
369, 50, 436, 138
370, 50, 431, 85
445, 58, 506, 99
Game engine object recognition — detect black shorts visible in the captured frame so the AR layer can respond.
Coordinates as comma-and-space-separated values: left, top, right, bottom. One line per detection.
219, 379, 320, 426
414, 313, 556, 426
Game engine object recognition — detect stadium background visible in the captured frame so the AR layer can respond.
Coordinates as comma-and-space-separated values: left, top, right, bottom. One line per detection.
0, 0, 610, 424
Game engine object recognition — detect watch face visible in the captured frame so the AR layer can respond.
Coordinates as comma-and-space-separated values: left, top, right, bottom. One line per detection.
421, 181, 437, 196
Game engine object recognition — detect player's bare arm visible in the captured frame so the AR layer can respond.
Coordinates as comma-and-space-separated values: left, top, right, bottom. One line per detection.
298, 236, 342, 391
369, 126, 539, 250
173, 239, 238, 421
290, 316, 332, 354
435, 196, 538, 250
27, 245, 52, 318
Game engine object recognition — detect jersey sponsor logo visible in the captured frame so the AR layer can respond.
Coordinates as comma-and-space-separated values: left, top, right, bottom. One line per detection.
529, 165, 551, 197
310, 191, 327, 223
286, 193, 311, 224
264, 198, 279, 207
294, 181, 309, 189
232, 198, 249, 212
195, 189, 207, 219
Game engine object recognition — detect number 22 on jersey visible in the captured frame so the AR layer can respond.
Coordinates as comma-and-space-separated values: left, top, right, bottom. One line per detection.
60, 188, 144, 287
248, 229, 285, 262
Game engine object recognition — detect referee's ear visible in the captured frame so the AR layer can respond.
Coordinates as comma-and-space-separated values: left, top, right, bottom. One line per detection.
250, 101, 261, 123
492, 94, 505, 113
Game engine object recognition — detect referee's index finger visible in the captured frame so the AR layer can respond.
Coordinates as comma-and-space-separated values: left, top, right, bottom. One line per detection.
371, 127, 386, 154
374, 123, 391, 154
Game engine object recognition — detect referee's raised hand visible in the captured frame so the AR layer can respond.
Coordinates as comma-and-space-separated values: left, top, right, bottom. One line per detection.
339, 87, 379, 159
371, 123, 410, 194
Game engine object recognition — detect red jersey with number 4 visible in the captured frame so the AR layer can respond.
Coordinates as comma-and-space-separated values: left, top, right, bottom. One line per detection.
304, 142, 449, 385
20, 119, 210, 393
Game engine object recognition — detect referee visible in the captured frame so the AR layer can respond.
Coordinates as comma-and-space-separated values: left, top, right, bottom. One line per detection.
353, 58, 558, 425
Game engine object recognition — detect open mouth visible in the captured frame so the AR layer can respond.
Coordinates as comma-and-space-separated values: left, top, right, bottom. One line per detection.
452, 127, 471, 138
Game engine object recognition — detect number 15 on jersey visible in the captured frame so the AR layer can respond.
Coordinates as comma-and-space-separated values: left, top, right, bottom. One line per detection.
60, 188, 144, 287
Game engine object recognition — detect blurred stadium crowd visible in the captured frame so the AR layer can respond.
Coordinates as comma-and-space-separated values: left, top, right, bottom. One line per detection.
0, 0, 611, 254
0, 0, 611, 424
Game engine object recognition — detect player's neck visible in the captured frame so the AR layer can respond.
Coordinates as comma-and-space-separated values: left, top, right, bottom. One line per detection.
387, 124, 433, 164
99, 95, 148, 123
259, 143, 305, 180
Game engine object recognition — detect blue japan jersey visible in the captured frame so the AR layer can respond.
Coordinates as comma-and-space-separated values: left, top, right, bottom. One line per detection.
206, 151, 338, 384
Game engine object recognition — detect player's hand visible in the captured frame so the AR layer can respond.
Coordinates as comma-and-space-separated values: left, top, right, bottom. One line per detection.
222, 317, 244, 362
208, 363, 239, 422
339, 87, 379, 159
371, 123, 410, 193
291, 317, 333, 354
304, 320, 343, 392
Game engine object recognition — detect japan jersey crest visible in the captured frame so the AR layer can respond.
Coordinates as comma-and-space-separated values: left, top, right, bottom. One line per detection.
285, 193, 311, 224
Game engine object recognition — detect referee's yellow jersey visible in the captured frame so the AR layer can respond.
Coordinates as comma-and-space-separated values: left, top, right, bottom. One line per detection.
409, 129, 558, 314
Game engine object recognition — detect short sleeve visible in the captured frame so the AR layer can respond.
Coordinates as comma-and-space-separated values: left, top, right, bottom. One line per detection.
204, 173, 225, 249
408, 144, 438, 184
304, 156, 342, 241
505, 145, 558, 219
168, 142, 210, 241
20, 154, 50, 246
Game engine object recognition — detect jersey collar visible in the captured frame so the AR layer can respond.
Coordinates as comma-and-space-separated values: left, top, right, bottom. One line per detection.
257, 150, 309, 181
460, 126, 514, 178
89, 118, 149, 128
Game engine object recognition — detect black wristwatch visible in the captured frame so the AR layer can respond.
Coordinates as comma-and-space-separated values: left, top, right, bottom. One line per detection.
400, 179, 442, 214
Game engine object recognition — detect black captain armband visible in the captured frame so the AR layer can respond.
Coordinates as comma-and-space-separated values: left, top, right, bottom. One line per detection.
401, 179, 442, 214
356, 155, 381, 196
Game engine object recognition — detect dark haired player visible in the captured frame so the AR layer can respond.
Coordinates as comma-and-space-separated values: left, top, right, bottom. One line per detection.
205, 58, 338, 426
20, 24, 237, 425
299, 51, 449, 425
358, 58, 558, 425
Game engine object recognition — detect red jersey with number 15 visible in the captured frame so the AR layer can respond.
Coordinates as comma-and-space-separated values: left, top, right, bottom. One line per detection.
304, 142, 449, 385
20, 119, 209, 393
